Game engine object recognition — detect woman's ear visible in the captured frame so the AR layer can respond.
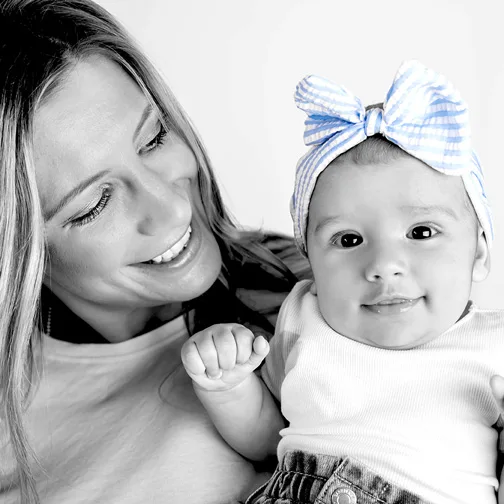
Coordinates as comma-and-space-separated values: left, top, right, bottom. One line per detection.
472, 228, 490, 283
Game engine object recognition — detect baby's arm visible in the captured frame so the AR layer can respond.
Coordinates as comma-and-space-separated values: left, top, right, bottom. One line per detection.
491, 375, 504, 504
181, 323, 285, 461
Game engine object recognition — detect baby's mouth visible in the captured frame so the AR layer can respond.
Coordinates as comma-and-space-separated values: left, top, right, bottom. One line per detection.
374, 298, 412, 305
362, 297, 422, 314
142, 226, 192, 265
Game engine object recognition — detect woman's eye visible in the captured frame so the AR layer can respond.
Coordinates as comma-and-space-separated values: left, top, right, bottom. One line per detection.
331, 232, 363, 248
407, 225, 438, 240
70, 186, 112, 227
141, 122, 168, 154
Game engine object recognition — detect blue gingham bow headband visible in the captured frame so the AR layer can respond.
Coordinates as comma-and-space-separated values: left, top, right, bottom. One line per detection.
291, 60, 493, 254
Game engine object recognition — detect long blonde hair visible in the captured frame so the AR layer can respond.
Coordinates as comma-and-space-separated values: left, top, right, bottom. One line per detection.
0, 1, 298, 503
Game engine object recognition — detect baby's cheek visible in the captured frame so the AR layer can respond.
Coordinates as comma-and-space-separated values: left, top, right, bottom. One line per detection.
318, 294, 352, 333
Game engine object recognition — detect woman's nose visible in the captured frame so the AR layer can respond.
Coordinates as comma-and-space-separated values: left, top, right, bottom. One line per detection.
363, 241, 407, 283
135, 173, 191, 237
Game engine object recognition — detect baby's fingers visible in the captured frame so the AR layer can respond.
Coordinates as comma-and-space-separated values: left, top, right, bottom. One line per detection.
244, 335, 270, 371
181, 340, 207, 376
212, 326, 239, 372
194, 335, 222, 379
234, 326, 256, 364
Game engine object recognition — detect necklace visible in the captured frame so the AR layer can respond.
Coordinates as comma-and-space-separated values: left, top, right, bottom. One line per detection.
46, 305, 52, 336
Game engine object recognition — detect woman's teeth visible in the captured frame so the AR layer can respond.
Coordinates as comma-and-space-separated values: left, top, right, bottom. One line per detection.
146, 226, 192, 264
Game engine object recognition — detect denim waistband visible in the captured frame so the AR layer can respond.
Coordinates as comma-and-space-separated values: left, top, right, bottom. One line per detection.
246, 450, 425, 504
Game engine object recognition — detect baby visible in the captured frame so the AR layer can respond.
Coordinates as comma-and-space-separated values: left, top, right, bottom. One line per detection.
181, 61, 504, 504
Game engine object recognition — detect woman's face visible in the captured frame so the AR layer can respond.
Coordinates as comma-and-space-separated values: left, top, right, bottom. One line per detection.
34, 55, 222, 312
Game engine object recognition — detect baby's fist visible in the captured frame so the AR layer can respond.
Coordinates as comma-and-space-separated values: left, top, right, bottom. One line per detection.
181, 323, 269, 391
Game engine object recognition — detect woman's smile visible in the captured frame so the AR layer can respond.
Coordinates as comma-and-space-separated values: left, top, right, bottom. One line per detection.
141, 225, 192, 264
135, 214, 206, 272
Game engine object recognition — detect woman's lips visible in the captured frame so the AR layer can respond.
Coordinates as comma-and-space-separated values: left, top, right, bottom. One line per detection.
135, 218, 202, 270
362, 297, 422, 315
143, 226, 192, 264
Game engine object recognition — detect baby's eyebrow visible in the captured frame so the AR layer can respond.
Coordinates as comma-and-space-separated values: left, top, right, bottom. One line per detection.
401, 205, 459, 220
313, 216, 344, 235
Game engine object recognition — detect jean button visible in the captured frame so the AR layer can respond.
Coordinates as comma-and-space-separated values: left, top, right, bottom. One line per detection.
331, 487, 357, 504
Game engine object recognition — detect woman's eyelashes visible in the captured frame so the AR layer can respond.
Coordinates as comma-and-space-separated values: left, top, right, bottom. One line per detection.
329, 224, 440, 248
139, 121, 168, 154
69, 121, 170, 227
70, 185, 113, 227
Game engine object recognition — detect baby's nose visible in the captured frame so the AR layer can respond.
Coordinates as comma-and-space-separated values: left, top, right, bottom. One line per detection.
364, 245, 406, 282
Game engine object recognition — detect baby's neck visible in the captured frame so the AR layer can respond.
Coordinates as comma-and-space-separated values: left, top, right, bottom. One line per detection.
457, 300, 473, 322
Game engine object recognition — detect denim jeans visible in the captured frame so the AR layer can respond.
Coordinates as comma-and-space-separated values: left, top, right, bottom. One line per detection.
245, 450, 430, 504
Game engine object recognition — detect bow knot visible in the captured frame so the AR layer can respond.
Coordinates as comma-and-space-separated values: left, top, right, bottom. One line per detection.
364, 108, 384, 137
291, 60, 493, 254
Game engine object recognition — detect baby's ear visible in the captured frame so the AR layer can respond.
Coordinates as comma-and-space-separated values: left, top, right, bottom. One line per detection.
472, 227, 490, 283
309, 281, 317, 296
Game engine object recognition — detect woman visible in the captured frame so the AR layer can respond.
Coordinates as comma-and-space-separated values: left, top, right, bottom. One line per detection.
0, 1, 309, 503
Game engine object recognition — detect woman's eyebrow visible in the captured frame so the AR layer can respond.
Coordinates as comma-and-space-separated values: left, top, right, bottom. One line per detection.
44, 105, 154, 222
133, 103, 153, 142
44, 170, 110, 222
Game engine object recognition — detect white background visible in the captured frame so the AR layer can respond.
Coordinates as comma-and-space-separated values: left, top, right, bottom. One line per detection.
96, 0, 504, 308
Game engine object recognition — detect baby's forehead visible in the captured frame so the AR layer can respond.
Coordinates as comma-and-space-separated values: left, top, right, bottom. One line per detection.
311, 155, 475, 221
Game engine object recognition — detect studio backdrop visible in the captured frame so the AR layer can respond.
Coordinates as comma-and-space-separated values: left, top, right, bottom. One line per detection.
97, 0, 504, 308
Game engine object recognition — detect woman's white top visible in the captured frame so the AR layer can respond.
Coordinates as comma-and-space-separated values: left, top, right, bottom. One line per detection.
0, 316, 268, 503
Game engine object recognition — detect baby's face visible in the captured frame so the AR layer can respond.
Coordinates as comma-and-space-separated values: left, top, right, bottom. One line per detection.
306, 156, 489, 349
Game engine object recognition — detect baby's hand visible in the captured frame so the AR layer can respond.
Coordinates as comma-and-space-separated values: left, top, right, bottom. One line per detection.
181, 323, 269, 392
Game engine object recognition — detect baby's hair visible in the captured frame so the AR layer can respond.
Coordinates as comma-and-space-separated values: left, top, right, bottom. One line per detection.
333, 104, 411, 167
333, 134, 409, 167
328, 104, 479, 230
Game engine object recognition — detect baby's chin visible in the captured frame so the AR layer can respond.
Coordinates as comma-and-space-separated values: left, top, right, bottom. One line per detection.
333, 325, 441, 350
358, 334, 436, 350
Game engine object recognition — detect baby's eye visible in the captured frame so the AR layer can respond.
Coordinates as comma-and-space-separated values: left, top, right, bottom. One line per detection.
407, 225, 439, 240
331, 232, 363, 248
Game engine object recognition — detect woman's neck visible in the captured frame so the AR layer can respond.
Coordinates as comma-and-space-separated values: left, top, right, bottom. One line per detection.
41, 286, 187, 343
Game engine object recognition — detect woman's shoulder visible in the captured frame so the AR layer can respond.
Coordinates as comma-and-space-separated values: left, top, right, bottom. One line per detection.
257, 232, 312, 282
234, 232, 312, 331
233, 232, 312, 291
